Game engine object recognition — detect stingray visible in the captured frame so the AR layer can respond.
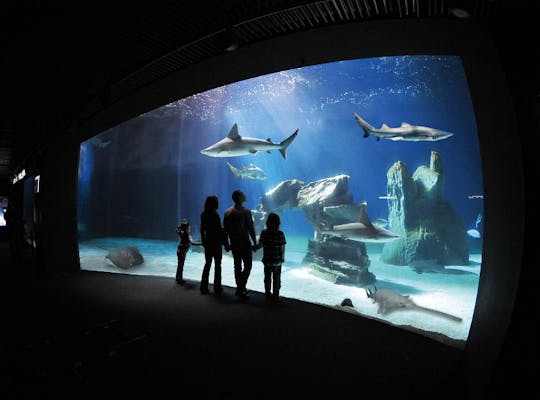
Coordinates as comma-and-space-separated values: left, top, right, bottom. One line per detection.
366, 286, 462, 322
105, 246, 144, 269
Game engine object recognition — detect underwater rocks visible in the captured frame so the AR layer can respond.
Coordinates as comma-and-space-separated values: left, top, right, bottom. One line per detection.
260, 179, 304, 211
382, 151, 469, 266
304, 236, 374, 286
256, 175, 352, 215
253, 174, 373, 286
105, 246, 144, 269
296, 174, 353, 214
254, 175, 355, 231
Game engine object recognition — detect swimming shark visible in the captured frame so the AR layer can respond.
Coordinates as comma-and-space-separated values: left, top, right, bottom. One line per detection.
305, 202, 400, 243
353, 112, 453, 141
226, 161, 268, 180
201, 123, 299, 159
366, 286, 462, 322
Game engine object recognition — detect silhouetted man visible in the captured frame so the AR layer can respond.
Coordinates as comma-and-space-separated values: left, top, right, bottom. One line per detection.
223, 189, 257, 299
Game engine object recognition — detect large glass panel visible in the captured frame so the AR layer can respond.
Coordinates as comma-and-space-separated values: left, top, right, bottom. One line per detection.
78, 55, 483, 347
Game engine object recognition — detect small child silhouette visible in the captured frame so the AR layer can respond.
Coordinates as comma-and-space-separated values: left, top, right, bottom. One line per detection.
175, 218, 202, 284
254, 212, 286, 302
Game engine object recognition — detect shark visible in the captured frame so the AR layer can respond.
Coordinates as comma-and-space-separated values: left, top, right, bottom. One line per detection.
353, 112, 453, 141
201, 123, 299, 159
366, 286, 462, 322
226, 161, 267, 180
305, 202, 400, 243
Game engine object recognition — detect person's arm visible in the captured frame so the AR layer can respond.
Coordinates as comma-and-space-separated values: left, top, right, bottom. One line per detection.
222, 212, 231, 251
247, 210, 257, 246
189, 234, 203, 246
200, 214, 205, 245
253, 230, 263, 251
281, 232, 286, 262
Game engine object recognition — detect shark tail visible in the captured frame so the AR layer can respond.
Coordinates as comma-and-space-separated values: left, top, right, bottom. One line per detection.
414, 305, 463, 322
226, 161, 239, 179
352, 112, 375, 139
279, 129, 299, 159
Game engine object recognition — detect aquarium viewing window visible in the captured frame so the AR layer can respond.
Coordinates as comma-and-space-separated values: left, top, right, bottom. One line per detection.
0, 195, 7, 226
78, 55, 483, 347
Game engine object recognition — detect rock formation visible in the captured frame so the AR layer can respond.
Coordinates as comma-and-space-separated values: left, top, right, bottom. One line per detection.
381, 151, 469, 266
253, 174, 374, 286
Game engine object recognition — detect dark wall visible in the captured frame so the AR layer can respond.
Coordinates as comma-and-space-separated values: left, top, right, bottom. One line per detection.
37, 19, 524, 399
38, 138, 80, 273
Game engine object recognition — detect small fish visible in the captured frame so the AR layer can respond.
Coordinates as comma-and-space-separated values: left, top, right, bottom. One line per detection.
467, 213, 482, 238
467, 229, 481, 239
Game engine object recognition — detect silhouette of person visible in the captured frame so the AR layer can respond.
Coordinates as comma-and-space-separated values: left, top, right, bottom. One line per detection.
175, 218, 202, 284
223, 189, 257, 299
254, 212, 286, 302
200, 195, 229, 295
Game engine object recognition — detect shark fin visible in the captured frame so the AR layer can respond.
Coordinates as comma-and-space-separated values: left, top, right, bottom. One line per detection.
400, 122, 411, 128
266, 138, 273, 143
266, 151, 271, 154
227, 123, 241, 140
381, 123, 390, 129
358, 202, 375, 228
376, 136, 381, 141
363, 131, 369, 138
249, 149, 258, 154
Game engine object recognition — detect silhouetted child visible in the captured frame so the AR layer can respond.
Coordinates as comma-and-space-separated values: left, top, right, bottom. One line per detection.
176, 218, 202, 284
254, 212, 286, 302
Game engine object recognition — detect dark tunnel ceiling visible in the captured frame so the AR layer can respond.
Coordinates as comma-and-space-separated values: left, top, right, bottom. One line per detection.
0, 0, 536, 183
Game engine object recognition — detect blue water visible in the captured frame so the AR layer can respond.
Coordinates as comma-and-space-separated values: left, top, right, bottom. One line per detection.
77, 55, 483, 346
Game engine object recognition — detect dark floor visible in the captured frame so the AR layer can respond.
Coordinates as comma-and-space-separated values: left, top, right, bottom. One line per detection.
0, 239, 495, 399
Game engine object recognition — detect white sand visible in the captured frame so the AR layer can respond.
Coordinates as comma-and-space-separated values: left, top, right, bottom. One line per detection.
80, 236, 480, 345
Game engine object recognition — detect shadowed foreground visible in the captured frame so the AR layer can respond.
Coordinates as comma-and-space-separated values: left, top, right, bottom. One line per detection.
3, 241, 466, 399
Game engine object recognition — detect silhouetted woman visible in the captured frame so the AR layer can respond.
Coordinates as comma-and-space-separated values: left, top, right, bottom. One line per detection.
200, 195, 229, 294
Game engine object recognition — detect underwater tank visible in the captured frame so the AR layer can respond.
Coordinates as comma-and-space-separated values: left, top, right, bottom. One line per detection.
77, 55, 483, 347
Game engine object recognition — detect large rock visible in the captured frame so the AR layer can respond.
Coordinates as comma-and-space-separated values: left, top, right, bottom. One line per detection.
254, 174, 374, 286
260, 179, 304, 211
254, 179, 304, 232
381, 151, 469, 266
303, 236, 374, 286
297, 174, 352, 214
